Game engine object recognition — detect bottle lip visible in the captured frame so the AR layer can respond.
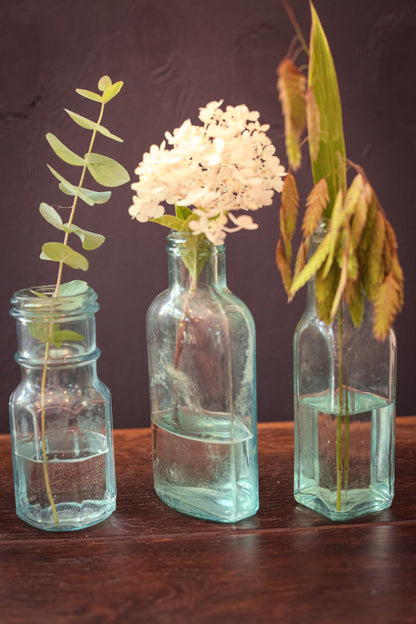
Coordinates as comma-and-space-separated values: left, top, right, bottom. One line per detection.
166, 230, 225, 253
10, 285, 99, 319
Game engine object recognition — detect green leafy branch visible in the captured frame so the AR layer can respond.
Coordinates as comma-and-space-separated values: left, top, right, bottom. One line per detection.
39, 75, 130, 298
29, 75, 130, 348
276, 3, 403, 341
30, 75, 130, 526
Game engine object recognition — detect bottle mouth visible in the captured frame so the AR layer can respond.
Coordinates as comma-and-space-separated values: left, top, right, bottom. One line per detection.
10, 285, 99, 320
166, 230, 225, 253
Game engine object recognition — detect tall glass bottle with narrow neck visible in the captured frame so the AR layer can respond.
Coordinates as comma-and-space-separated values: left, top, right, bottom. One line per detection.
294, 222, 396, 521
9, 286, 116, 531
147, 231, 258, 522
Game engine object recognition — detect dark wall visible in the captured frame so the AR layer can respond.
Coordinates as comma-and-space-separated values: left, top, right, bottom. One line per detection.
1, 0, 415, 432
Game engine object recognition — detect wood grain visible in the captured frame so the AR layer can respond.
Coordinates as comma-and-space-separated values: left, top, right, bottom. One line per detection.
1, 418, 415, 623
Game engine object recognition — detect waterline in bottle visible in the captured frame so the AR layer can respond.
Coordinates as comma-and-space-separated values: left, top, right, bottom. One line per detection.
152, 409, 258, 522
295, 390, 395, 521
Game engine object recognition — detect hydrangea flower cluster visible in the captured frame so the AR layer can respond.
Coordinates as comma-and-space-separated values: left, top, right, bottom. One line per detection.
129, 101, 285, 245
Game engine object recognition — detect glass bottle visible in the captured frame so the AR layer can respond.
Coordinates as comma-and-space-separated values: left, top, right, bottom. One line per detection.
294, 223, 396, 521
147, 231, 258, 522
9, 286, 116, 531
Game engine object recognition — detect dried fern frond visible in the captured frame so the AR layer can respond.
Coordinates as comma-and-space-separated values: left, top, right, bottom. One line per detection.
345, 278, 364, 328
279, 171, 299, 264
366, 211, 386, 299
330, 218, 350, 321
293, 238, 309, 284
276, 236, 292, 296
373, 272, 402, 341
316, 261, 340, 325
303, 178, 329, 238
277, 57, 306, 171
350, 182, 370, 250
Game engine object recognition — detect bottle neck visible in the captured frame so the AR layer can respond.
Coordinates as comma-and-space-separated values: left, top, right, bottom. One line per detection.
166, 231, 227, 291
10, 286, 100, 367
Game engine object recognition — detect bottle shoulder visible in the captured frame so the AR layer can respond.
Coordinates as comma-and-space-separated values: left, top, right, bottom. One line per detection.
146, 286, 255, 337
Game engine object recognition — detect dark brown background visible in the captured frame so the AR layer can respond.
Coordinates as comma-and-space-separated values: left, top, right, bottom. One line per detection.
1, 0, 415, 433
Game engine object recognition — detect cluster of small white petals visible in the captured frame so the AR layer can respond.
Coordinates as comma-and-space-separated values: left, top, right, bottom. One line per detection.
129, 101, 285, 245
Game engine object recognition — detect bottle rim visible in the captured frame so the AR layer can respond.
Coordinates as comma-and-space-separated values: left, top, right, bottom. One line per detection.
10, 285, 99, 319
166, 230, 225, 253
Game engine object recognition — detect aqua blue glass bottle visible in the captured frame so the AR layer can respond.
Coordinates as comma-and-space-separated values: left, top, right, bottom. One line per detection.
9, 286, 116, 531
147, 231, 258, 522
294, 223, 396, 521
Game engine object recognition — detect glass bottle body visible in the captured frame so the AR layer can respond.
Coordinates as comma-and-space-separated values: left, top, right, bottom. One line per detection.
294, 229, 396, 521
147, 232, 258, 522
9, 287, 116, 531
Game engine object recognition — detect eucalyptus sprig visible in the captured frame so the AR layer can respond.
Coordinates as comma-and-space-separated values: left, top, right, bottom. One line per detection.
276, 3, 404, 341
40, 75, 129, 298
32, 75, 129, 526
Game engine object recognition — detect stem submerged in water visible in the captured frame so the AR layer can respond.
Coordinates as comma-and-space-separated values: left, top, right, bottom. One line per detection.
336, 305, 350, 512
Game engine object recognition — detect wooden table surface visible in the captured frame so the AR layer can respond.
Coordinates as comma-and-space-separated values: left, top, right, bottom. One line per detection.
1, 417, 415, 624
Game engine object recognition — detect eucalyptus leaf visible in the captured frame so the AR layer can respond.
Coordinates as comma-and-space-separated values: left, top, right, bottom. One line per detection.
28, 322, 50, 342
102, 81, 123, 104
75, 88, 103, 103
51, 329, 84, 348
58, 280, 89, 296
39, 202, 63, 230
63, 223, 105, 250
65, 109, 97, 131
92, 124, 123, 143
98, 75, 112, 92
48, 166, 95, 206
41, 242, 89, 271
87, 153, 130, 187
64, 109, 123, 142
46, 133, 85, 166
58, 183, 111, 205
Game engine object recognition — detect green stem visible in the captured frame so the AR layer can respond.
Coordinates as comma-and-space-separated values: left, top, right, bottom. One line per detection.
40, 100, 106, 525
336, 307, 344, 511
336, 305, 350, 511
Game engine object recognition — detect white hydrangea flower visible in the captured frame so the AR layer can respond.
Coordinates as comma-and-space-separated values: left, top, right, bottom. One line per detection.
129, 101, 285, 244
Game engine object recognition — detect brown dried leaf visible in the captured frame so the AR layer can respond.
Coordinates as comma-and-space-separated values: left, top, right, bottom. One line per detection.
373, 273, 402, 341
344, 174, 364, 218
280, 171, 299, 264
276, 236, 292, 297
293, 238, 309, 284
277, 58, 306, 171
385, 217, 398, 249
367, 210, 386, 299
316, 261, 340, 325
306, 86, 321, 161
322, 189, 344, 277
330, 221, 350, 321
358, 198, 377, 297
302, 178, 329, 238
350, 183, 370, 250
345, 278, 364, 328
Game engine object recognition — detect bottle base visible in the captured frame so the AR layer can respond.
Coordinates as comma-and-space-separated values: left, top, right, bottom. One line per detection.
294, 488, 393, 522
16, 499, 116, 531
155, 483, 258, 523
